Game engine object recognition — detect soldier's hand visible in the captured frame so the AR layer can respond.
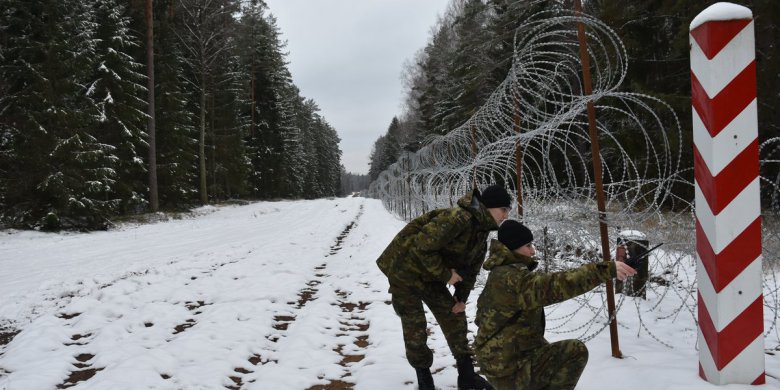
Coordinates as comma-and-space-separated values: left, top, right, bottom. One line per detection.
447, 269, 463, 285
451, 301, 466, 314
616, 261, 637, 281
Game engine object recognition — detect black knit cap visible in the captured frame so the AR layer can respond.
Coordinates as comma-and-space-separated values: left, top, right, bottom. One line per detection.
498, 220, 534, 250
479, 184, 511, 209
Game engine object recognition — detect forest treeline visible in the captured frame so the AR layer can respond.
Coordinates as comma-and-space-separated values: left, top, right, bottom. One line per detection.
368, 0, 779, 208
0, 0, 344, 230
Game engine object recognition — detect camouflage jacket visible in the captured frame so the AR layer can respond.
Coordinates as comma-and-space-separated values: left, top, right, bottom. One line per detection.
474, 240, 616, 378
376, 191, 498, 301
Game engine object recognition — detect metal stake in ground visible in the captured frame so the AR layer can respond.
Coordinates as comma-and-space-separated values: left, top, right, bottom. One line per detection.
574, 0, 622, 358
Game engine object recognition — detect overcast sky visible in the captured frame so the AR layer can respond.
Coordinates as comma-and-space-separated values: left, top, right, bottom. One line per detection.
264, 0, 452, 175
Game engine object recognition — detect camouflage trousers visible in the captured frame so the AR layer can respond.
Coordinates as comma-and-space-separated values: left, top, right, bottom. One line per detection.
390, 282, 470, 368
486, 340, 588, 390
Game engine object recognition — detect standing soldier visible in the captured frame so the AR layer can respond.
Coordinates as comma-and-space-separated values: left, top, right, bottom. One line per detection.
474, 220, 636, 389
377, 185, 511, 390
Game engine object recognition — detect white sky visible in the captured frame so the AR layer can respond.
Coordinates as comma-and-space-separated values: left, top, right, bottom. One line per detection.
264, 0, 452, 175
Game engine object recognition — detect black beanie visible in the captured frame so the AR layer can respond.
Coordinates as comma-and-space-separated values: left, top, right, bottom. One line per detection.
498, 220, 534, 250
479, 185, 511, 209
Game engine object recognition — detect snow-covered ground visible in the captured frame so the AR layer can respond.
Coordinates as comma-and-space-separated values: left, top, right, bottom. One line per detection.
0, 197, 778, 389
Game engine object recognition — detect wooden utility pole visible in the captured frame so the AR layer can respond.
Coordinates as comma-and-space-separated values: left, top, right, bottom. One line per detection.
146, 0, 159, 212
574, 0, 622, 358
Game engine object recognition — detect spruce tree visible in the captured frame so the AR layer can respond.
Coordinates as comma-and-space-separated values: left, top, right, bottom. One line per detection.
0, 0, 118, 229
314, 119, 342, 197
438, 0, 492, 132
154, 0, 199, 209
280, 88, 311, 198
90, 0, 150, 214
298, 99, 324, 197
416, 16, 459, 137
208, 52, 250, 200
369, 134, 399, 182
238, 2, 292, 198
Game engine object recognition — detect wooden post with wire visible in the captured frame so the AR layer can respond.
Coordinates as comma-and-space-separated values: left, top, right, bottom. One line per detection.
405, 155, 411, 221
447, 143, 455, 206
469, 123, 479, 189
574, 0, 622, 358
513, 91, 524, 218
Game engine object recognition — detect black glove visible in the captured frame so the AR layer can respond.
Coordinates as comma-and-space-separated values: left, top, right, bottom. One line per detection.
454, 284, 470, 303
453, 268, 472, 302
624, 243, 663, 269
624, 256, 644, 269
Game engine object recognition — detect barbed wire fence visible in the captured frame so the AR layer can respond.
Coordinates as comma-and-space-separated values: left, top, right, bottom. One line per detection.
367, 8, 780, 352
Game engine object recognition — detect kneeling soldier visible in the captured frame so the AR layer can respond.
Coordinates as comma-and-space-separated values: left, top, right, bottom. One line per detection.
475, 220, 636, 390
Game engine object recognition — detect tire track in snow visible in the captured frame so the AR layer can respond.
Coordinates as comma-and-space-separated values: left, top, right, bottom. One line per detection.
233, 203, 367, 390
305, 204, 369, 390
43, 310, 104, 389
56, 353, 102, 389
309, 290, 371, 390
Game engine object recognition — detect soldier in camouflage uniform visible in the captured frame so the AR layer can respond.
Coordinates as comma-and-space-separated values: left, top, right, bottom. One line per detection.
377, 185, 512, 390
474, 220, 636, 390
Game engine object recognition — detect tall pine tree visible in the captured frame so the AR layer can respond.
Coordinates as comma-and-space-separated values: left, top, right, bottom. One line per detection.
90, 0, 150, 214
153, 0, 199, 209
239, 2, 291, 198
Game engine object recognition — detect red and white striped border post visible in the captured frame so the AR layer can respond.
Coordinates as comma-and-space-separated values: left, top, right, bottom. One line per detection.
690, 3, 764, 385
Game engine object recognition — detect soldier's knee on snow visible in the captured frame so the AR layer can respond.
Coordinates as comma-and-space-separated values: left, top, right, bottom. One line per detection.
560, 339, 588, 365
572, 340, 588, 361
565, 339, 589, 372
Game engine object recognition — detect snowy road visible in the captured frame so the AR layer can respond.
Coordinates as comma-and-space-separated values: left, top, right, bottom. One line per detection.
0, 198, 411, 389
1, 198, 778, 389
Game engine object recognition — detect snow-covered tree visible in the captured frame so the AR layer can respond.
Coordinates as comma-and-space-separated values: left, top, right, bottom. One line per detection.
207, 51, 251, 200
298, 99, 326, 197
89, 0, 150, 214
0, 0, 119, 229
176, 0, 241, 205
279, 88, 310, 198
312, 116, 343, 197
1, 0, 343, 229
153, 1, 199, 209
237, 2, 292, 198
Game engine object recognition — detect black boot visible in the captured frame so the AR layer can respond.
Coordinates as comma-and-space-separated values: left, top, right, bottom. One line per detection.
415, 367, 435, 390
456, 357, 493, 390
